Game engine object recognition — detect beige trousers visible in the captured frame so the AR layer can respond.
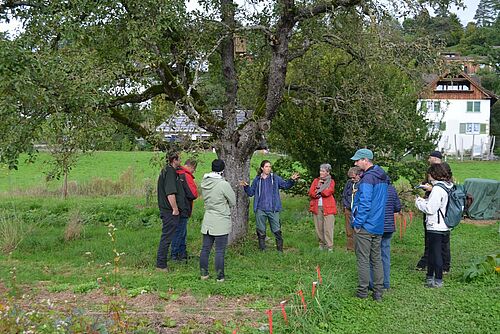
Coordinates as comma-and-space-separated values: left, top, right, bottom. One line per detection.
313, 206, 335, 249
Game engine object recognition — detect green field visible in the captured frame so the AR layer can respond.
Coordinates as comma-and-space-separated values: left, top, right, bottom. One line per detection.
0, 151, 499, 333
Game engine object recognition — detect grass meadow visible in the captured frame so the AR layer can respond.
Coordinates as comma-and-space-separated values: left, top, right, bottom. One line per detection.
0, 151, 499, 333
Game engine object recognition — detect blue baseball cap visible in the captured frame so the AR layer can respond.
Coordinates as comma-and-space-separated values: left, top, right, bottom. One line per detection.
350, 148, 374, 161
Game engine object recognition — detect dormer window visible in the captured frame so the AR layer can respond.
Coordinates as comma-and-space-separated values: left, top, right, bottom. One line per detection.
435, 80, 470, 91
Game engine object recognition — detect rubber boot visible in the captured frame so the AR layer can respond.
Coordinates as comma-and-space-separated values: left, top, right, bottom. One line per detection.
274, 230, 283, 252
256, 230, 266, 251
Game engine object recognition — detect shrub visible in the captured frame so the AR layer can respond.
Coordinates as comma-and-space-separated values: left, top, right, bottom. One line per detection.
64, 210, 84, 242
463, 253, 500, 282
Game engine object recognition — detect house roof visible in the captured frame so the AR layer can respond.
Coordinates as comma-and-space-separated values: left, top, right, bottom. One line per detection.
424, 71, 498, 105
156, 110, 248, 135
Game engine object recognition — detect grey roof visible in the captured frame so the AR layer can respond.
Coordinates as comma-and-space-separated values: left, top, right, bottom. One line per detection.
156, 110, 249, 135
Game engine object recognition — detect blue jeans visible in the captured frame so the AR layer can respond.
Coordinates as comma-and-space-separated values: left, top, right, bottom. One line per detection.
171, 217, 189, 260
370, 232, 392, 289
200, 233, 228, 280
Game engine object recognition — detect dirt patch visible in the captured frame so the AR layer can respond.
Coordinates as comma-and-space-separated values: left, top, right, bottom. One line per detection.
462, 218, 499, 226
0, 282, 265, 333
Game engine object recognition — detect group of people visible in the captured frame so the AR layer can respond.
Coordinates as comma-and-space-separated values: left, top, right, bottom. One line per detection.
155, 148, 454, 300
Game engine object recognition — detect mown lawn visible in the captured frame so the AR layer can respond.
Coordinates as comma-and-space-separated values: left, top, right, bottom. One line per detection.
0, 151, 499, 333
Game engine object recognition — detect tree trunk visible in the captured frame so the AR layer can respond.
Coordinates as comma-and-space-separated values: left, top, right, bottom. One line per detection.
63, 168, 68, 199
218, 141, 252, 244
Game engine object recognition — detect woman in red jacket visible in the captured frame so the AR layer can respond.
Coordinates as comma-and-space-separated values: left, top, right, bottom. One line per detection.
309, 163, 337, 251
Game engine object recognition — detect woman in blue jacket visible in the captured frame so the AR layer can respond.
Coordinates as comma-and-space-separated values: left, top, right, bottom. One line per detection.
240, 160, 299, 251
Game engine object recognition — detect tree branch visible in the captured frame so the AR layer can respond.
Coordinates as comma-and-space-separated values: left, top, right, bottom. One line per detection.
288, 39, 315, 62
295, 0, 363, 21
106, 85, 164, 108
108, 107, 166, 150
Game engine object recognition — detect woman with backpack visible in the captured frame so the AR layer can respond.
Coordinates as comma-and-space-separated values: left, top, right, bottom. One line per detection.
415, 163, 453, 288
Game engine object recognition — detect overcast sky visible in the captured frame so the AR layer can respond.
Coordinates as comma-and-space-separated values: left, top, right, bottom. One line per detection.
0, 0, 481, 35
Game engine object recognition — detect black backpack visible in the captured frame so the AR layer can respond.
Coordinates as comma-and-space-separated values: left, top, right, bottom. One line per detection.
435, 183, 467, 229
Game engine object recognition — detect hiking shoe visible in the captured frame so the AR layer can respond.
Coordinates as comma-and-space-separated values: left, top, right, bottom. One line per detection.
355, 292, 368, 299
372, 293, 382, 302
216, 278, 225, 283
433, 280, 444, 288
200, 275, 209, 280
425, 277, 434, 288
415, 266, 426, 271
156, 267, 169, 273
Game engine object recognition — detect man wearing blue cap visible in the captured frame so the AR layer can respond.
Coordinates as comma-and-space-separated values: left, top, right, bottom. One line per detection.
350, 148, 389, 301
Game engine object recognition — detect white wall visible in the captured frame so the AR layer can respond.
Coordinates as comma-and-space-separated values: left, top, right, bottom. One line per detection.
418, 99, 491, 155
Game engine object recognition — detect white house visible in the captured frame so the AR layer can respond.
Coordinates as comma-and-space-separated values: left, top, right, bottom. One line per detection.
418, 72, 498, 156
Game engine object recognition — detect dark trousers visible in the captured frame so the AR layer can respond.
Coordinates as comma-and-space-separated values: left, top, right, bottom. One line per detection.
417, 219, 451, 271
427, 232, 449, 280
200, 233, 228, 280
171, 216, 189, 260
354, 228, 383, 297
156, 212, 179, 269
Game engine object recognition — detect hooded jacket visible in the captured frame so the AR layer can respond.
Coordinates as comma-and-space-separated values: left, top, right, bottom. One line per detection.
351, 165, 389, 235
176, 166, 198, 217
415, 180, 452, 233
200, 172, 236, 236
244, 173, 295, 213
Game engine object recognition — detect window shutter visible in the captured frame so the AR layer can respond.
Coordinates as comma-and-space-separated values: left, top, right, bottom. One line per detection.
459, 123, 466, 134
440, 122, 446, 131
474, 101, 480, 112
421, 101, 427, 111
480, 123, 487, 134
466, 101, 473, 112
434, 101, 441, 113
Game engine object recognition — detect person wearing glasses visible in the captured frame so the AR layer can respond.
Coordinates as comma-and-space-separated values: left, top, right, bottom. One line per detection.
350, 149, 390, 302
308, 163, 337, 252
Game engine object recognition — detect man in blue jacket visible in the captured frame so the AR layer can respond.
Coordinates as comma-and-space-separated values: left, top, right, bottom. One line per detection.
240, 160, 299, 252
351, 149, 389, 301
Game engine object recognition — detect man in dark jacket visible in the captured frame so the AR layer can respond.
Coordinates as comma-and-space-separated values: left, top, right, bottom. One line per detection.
156, 152, 189, 271
171, 159, 198, 262
351, 149, 389, 301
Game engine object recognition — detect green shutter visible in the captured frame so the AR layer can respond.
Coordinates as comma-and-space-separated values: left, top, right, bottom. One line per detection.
459, 123, 466, 134
439, 122, 446, 131
474, 101, 480, 112
421, 101, 427, 111
434, 101, 441, 113
480, 123, 487, 134
467, 101, 473, 112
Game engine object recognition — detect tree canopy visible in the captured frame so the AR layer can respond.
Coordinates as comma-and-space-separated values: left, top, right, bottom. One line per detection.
0, 0, 466, 241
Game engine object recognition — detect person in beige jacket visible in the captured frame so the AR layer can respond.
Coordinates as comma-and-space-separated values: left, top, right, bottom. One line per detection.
199, 159, 236, 282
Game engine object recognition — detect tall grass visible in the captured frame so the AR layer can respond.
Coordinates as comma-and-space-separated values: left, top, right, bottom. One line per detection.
0, 212, 26, 254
